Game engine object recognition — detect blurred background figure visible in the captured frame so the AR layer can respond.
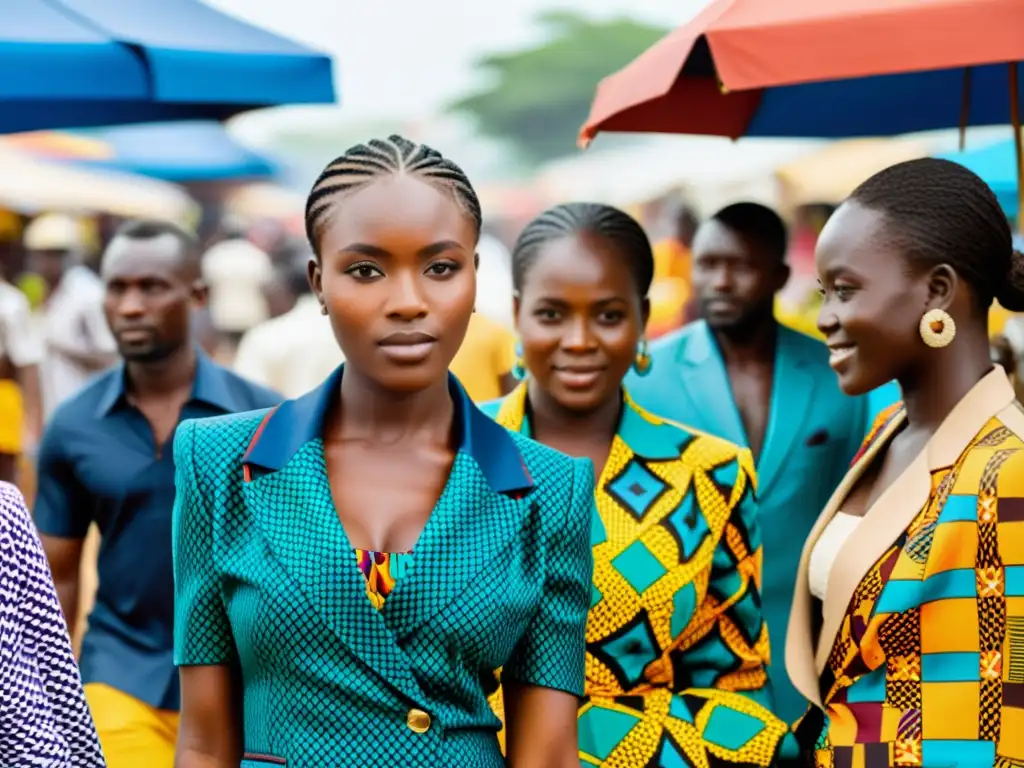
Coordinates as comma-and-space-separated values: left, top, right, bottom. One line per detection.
449, 310, 517, 401
0, 268, 42, 484
200, 215, 274, 360
475, 225, 515, 330
647, 199, 700, 337
25, 213, 116, 420
34, 219, 280, 768
233, 248, 343, 398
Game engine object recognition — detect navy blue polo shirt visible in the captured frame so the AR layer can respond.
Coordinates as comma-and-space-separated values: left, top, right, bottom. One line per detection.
34, 351, 281, 711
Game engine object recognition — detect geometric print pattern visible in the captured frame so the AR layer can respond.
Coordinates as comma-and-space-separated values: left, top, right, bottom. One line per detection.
800, 405, 1024, 767
172, 381, 596, 767
492, 386, 789, 767
0, 482, 105, 766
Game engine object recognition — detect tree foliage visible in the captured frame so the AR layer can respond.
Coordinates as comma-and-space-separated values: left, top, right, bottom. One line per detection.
448, 11, 668, 166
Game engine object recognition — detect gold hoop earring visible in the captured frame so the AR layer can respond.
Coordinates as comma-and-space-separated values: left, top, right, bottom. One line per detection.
919, 308, 956, 348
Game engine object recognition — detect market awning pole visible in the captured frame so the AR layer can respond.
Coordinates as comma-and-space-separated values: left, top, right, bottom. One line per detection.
1010, 61, 1023, 234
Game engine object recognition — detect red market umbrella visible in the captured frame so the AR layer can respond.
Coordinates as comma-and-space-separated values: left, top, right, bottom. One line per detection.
579, 0, 1024, 226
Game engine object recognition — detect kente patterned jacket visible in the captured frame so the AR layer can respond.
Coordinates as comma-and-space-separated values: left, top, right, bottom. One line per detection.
0, 482, 105, 767
787, 367, 1024, 767
483, 386, 791, 767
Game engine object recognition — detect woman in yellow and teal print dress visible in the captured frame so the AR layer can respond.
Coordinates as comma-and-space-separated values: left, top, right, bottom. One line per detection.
482, 203, 792, 767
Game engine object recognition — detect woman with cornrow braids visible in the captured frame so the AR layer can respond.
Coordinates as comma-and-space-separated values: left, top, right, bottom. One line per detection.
171, 135, 594, 767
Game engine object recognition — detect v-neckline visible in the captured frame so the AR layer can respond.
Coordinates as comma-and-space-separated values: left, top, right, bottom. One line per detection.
316, 437, 460, 614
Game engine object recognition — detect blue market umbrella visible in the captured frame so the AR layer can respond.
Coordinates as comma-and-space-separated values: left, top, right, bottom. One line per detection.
1, 0, 335, 133
73, 121, 279, 182
940, 139, 1019, 219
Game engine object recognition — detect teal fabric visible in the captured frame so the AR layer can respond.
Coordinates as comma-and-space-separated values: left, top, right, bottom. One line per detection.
625, 321, 870, 724
485, 388, 794, 765
172, 368, 595, 766
867, 379, 901, 425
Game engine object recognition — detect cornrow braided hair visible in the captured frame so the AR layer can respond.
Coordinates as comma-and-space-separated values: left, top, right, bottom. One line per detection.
304, 134, 482, 258
849, 157, 1024, 311
511, 202, 655, 298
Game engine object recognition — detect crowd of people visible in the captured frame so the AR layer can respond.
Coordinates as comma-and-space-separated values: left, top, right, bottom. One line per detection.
1, 134, 1023, 768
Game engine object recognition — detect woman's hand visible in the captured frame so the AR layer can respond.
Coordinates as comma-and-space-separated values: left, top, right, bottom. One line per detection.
503, 680, 581, 768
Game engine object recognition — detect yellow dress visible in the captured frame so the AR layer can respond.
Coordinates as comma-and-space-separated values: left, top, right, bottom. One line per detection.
484, 387, 791, 766
449, 314, 516, 402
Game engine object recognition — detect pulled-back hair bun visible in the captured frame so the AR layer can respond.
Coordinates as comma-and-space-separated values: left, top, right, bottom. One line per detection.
997, 249, 1024, 312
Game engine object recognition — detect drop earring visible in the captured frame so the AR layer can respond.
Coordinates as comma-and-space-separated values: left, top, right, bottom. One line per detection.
633, 338, 653, 376
512, 340, 527, 381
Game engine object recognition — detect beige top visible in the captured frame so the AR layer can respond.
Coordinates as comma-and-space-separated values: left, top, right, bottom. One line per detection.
785, 366, 1022, 709
808, 512, 860, 601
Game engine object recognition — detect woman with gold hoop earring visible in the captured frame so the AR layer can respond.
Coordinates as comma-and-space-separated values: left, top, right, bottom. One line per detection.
483, 202, 793, 767
788, 157, 1024, 766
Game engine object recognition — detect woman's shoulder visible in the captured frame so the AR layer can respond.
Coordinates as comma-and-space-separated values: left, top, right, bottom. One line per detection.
174, 407, 276, 470
504, 427, 592, 487
620, 393, 754, 469
955, 403, 1024, 480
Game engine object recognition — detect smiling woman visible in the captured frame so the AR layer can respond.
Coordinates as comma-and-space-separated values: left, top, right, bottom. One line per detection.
482, 202, 792, 767
171, 135, 595, 768
789, 158, 1024, 766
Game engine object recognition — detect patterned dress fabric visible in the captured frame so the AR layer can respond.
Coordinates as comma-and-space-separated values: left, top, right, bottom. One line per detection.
0, 482, 106, 767
355, 549, 413, 610
792, 376, 1024, 767
171, 368, 595, 767
485, 386, 790, 767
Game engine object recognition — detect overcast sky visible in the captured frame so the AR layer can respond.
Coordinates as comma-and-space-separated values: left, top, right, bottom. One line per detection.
205, 0, 709, 120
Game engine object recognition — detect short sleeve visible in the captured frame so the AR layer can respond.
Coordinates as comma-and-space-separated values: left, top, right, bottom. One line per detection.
33, 417, 92, 539
172, 420, 237, 666
504, 456, 595, 696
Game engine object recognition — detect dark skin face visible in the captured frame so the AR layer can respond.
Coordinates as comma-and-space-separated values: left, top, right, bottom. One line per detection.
815, 201, 970, 396
101, 233, 205, 363
691, 219, 789, 335
309, 174, 477, 393
515, 233, 649, 415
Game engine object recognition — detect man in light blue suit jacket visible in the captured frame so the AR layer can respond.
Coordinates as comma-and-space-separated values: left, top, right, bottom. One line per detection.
626, 203, 870, 724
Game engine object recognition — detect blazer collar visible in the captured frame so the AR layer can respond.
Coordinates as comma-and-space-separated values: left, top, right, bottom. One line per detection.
786, 366, 1016, 706
244, 364, 533, 494
673, 321, 817, 495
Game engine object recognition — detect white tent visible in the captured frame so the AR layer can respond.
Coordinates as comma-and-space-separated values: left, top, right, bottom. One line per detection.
534, 136, 823, 214
0, 146, 197, 224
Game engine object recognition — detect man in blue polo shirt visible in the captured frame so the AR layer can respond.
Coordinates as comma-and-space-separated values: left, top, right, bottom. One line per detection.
35, 219, 281, 767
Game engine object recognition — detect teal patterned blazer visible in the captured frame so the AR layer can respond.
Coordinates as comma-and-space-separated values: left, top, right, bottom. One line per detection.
172, 367, 595, 767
